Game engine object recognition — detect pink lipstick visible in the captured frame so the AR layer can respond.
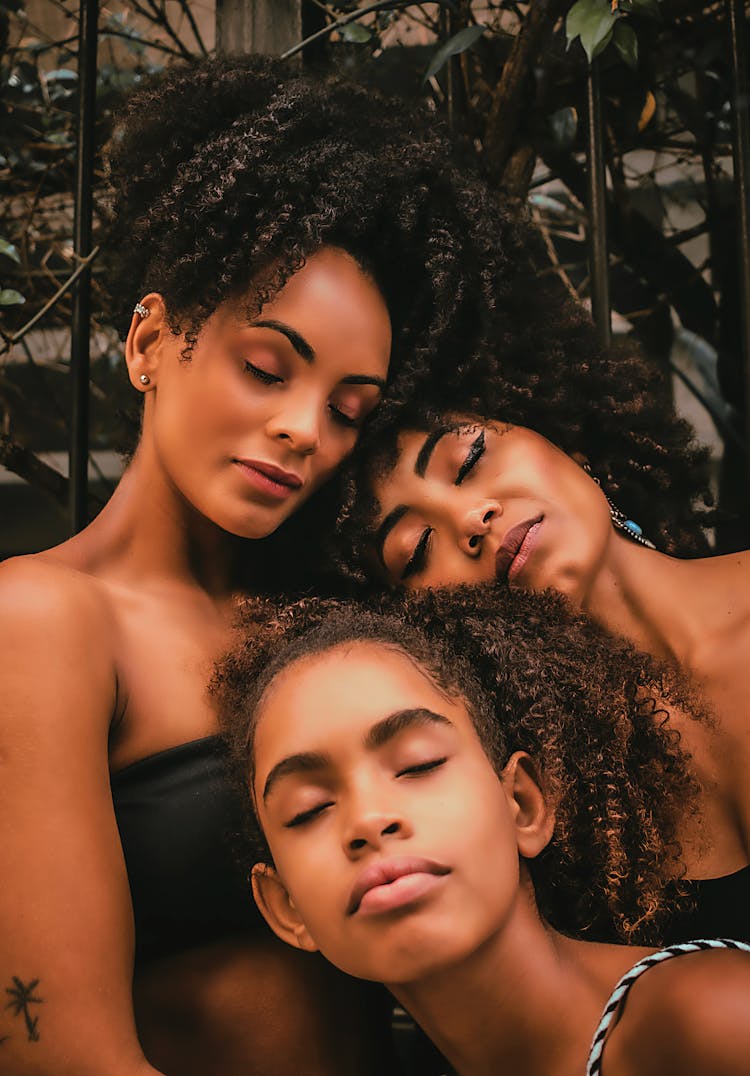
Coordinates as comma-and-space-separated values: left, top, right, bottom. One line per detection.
234, 458, 303, 501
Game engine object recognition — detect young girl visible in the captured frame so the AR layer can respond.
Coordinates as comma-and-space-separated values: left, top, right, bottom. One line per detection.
0, 56, 542, 1076
217, 587, 750, 1076
338, 413, 750, 942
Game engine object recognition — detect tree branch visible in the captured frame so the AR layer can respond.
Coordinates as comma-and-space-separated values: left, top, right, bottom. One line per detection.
483, 0, 569, 186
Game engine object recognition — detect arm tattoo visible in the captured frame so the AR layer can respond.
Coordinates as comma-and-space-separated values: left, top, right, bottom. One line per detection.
5, 977, 43, 1042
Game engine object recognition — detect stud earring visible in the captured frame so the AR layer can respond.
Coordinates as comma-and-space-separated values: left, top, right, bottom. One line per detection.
139, 374, 151, 386
134, 302, 150, 319
582, 462, 656, 550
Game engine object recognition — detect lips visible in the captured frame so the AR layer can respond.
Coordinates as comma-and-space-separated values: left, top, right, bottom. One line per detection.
347, 856, 451, 916
495, 515, 543, 583
233, 458, 303, 500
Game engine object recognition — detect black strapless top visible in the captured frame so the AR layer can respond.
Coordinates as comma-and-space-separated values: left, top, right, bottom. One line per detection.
666, 865, 750, 944
111, 735, 263, 964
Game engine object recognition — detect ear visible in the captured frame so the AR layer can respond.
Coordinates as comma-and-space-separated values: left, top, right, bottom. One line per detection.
124, 292, 168, 393
251, 863, 320, 954
500, 752, 554, 860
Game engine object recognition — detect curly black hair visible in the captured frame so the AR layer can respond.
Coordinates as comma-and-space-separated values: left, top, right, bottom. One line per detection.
332, 339, 711, 591
104, 55, 710, 583
105, 54, 534, 382
215, 584, 701, 946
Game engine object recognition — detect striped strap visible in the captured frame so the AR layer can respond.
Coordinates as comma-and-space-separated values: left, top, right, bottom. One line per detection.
586, 938, 750, 1075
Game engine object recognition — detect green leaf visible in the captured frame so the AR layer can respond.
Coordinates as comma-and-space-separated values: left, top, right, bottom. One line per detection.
0, 289, 26, 306
590, 20, 615, 60
340, 21, 371, 44
423, 24, 486, 83
613, 21, 638, 67
566, 0, 617, 63
0, 238, 20, 264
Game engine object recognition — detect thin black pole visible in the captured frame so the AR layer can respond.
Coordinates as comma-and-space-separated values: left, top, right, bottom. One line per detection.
585, 59, 611, 348
728, 0, 750, 489
69, 0, 98, 534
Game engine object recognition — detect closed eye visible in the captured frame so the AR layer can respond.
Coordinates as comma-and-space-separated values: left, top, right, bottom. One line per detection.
397, 758, 447, 778
328, 405, 359, 429
285, 801, 334, 828
402, 527, 433, 581
455, 430, 485, 485
245, 361, 283, 385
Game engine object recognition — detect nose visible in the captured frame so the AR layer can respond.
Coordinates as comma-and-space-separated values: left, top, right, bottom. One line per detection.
458, 502, 501, 556
343, 789, 412, 857
265, 390, 321, 456
347, 816, 404, 855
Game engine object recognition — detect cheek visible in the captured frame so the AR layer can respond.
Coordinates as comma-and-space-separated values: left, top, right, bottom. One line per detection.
309, 431, 357, 488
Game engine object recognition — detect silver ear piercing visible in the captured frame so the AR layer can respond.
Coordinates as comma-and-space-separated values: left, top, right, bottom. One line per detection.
139, 374, 151, 386
134, 302, 150, 319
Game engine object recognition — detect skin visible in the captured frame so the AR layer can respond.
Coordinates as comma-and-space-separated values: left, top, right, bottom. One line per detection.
251, 642, 750, 1076
372, 420, 750, 880
0, 248, 392, 1075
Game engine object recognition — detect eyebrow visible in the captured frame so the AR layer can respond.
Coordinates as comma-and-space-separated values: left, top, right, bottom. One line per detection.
375, 504, 409, 569
415, 425, 453, 478
341, 374, 387, 390
251, 319, 315, 363
261, 707, 452, 802
263, 750, 329, 802
364, 707, 452, 750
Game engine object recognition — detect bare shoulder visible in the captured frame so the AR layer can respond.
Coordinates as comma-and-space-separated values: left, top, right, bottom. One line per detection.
0, 553, 119, 736
0, 551, 114, 628
604, 947, 750, 1076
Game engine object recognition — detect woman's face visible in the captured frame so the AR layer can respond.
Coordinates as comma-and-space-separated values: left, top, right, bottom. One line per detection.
252, 642, 532, 986
371, 421, 613, 603
134, 248, 391, 539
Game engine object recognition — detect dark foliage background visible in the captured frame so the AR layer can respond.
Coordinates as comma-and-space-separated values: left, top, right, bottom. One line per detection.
1, 0, 748, 550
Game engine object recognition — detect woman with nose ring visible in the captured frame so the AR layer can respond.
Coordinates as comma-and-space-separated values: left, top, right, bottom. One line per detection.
0, 56, 542, 1076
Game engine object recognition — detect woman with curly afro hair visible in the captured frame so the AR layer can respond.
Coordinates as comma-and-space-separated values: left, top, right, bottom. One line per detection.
337, 406, 750, 942
216, 586, 750, 1076
0, 54, 564, 1076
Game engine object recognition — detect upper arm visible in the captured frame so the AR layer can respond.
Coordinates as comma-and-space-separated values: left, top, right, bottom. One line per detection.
0, 561, 158, 1074
604, 949, 750, 1076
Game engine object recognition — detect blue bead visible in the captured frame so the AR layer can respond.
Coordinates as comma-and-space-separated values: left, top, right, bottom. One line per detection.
625, 520, 642, 536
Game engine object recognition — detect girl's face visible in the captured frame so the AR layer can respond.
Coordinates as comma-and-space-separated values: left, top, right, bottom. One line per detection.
371, 421, 613, 603
129, 248, 391, 539
251, 642, 547, 986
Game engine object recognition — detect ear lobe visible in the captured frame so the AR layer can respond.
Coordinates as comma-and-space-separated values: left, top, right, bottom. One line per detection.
251, 863, 320, 954
501, 751, 554, 860
125, 292, 167, 392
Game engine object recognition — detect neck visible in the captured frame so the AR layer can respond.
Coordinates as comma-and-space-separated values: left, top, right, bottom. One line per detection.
581, 532, 746, 668
58, 442, 246, 597
388, 902, 617, 1076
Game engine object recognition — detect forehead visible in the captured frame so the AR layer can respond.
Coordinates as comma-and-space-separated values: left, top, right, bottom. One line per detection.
253, 642, 468, 769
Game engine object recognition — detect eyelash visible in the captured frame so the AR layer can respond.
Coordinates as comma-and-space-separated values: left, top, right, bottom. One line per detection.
402, 526, 433, 580
455, 429, 485, 485
285, 801, 334, 829
244, 360, 282, 385
397, 757, 447, 777
244, 363, 360, 430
